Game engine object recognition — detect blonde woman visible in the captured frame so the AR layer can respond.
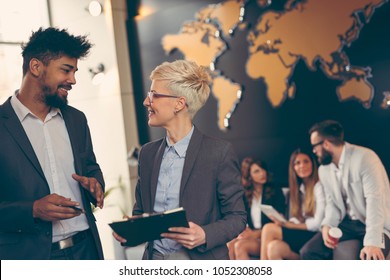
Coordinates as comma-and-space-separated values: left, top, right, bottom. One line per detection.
260, 148, 325, 260
113, 60, 246, 260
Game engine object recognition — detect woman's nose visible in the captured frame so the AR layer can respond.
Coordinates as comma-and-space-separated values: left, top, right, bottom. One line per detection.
143, 96, 150, 107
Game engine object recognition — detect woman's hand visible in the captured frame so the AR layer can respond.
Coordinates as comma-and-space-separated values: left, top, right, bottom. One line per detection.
160, 221, 206, 250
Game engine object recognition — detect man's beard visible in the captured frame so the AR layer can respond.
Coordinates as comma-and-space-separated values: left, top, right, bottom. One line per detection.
318, 149, 333, 165
42, 86, 68, 109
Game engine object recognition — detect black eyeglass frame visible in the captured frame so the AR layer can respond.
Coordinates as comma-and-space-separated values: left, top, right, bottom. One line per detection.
311, 140, 324, 149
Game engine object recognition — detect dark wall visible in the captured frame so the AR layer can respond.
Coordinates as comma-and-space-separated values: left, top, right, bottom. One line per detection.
127, 0, 390, 185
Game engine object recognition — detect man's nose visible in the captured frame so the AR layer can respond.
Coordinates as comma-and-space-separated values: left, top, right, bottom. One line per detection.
68, 73, 76, 84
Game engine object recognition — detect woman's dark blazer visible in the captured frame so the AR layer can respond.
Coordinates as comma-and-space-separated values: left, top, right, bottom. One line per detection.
133, 126, 247, 260
244, 183, 286, 230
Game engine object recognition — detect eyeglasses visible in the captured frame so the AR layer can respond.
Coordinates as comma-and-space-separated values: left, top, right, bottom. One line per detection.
147, 91, 179, 103
311, 140, 324, 150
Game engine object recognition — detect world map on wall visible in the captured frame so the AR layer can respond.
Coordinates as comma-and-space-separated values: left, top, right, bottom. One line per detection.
161, 0, 389, 130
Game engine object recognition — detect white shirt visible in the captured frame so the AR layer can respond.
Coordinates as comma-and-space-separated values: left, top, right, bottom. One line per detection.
11, 93, 89, 242
251, 195, 262, 229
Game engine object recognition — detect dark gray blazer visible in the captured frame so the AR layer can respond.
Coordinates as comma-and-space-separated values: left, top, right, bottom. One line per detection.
0, 97, 105, 260
133, 126, 247, 260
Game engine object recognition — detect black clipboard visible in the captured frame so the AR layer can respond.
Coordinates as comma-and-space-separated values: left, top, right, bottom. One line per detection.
109, 207, 189, 247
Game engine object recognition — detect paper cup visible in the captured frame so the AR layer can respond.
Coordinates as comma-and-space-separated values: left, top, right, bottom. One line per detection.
328, 227, 343, 245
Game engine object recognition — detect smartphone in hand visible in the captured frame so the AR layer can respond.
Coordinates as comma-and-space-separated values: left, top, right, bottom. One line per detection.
68, 205, 83, 212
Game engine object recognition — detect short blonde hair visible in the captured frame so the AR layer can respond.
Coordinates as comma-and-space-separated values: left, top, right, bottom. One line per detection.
150, 60, 211, 119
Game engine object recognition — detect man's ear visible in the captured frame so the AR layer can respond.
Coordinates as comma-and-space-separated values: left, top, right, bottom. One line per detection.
29, 58, 42, 77
323, 139, 331, 150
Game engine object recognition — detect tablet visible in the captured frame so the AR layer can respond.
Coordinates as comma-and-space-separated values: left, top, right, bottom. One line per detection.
260, 204, 287, 223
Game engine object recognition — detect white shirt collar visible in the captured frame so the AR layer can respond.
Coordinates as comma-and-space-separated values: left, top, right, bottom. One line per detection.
331, 144, 346, 172
11, 92, 62, 122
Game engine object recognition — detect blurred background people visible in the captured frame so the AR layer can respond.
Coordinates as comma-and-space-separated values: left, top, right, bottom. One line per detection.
228, 158, 286, 259
240, 156, 253, 187
260, 149, 325, 260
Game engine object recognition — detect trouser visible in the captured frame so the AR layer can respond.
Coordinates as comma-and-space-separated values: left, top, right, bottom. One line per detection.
150, 248, 191, 260
142, 241, 191, 260
300, 217, 390, 260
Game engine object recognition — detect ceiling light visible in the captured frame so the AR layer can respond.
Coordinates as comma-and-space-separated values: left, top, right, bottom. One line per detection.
89, 63, 105, 85
88, 1, 103, 16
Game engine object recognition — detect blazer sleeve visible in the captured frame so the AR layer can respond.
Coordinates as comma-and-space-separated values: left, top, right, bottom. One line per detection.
198, 143, 247, 251
305, 181, 326, 231
360, 150, 389, 247
132, 147, 143, 216
320, 166, 344, 228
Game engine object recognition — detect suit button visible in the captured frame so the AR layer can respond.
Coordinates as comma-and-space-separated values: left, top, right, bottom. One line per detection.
46, 232, 50, 236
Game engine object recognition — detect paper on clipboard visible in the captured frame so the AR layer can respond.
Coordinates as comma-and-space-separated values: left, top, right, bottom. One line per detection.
260, 204, 287, 223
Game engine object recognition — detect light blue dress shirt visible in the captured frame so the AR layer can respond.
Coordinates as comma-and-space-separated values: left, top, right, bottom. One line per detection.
153, 126, 194, 254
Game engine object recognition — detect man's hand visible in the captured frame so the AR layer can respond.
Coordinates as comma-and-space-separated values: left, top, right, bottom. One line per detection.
161, 221, 206, 250
322, 225, 337, 249
360, 246, 385, 260
72, 173, 104, 208
33, 193, 83, 221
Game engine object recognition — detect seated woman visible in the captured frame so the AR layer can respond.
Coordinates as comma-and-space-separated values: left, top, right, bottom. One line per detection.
228, 158, 286, 260
260, 148, 325, 260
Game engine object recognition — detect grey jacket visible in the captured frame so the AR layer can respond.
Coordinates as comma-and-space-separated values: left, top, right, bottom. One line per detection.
320, 142, 390, 248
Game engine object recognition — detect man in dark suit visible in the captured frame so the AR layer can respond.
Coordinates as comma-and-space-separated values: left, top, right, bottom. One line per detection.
0, 27, 105, 260
113, 60, 247, 259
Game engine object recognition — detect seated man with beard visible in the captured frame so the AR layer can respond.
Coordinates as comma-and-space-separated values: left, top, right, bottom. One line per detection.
300, 120, 390, 260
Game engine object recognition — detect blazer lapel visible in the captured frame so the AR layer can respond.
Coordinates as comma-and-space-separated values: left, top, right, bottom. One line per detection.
1, 98, 46, 181
329, 143, 352, 217
149, 140, 166, 210
179, 127, 202, 199
61, 107, 82, 175
341, 143, 355, 219
341, 143, 352, 197
330, 168, 345, 215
